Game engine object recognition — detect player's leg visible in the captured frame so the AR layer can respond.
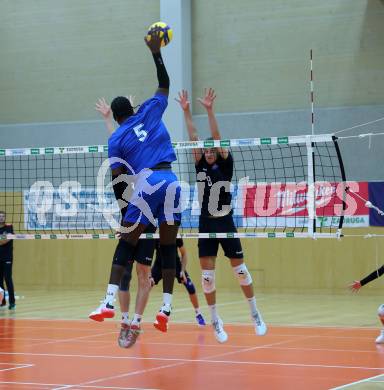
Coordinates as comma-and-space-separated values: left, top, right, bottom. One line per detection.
180, 270, 206, 326
119, 265, 133, 324
89, 220, 147, 322
152, 170, 181, 332
0, 263, 6, 306
118, 227, 156, 348
223, 236, 267, 336
117, 262, 133, 348
154, 221, 179, 332
3, 260, 15, 310
124, 244, 154, 347
200, 255, 227, 342
376, 304, 384, 344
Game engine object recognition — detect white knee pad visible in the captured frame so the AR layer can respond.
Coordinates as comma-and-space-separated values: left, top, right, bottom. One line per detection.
233, 263, 253, 286
202, 270, 216, 294
377, 304, 384, 317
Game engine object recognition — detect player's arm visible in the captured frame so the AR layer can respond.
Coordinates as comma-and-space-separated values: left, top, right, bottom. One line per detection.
108, 138, 129, 218
178, 244, 188, 283
145, 28, 169, 97
349, 264, 384, 292
175, 90, 203, 163
95, 98, 115, 134
198, 88, 229, 159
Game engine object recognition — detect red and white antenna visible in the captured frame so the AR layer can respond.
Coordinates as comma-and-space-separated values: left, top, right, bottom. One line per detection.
310, 49, 315, 135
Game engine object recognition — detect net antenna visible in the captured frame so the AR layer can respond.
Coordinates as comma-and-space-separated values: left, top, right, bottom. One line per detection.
306, 49, 316, 237
310, 49, 315, 136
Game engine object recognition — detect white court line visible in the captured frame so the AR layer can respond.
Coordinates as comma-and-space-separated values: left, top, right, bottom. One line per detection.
0, 347, 383, 371
0, 363, 34, 373
0, 382, 159, 390
330, 373, 384, 389
3, 317, 380, 331
1, 334, 381, 353
52, 336, 302, 390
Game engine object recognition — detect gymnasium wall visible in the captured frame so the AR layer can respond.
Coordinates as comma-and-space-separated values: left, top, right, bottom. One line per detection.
11, 228, 384, 294
1, 0, 383, 292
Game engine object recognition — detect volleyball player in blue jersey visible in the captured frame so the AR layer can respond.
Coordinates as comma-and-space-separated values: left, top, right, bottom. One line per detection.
89, 29, 181, 338
93, 96, 157, 349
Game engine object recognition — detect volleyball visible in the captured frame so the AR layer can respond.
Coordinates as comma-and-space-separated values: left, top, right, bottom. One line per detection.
147, 22, 173, 47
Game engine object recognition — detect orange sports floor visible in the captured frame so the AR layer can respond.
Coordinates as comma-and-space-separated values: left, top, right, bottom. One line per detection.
1, 318, 384, 390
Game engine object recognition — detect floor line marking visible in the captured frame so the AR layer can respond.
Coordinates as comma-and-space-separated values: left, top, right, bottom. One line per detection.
330, 373, 384, 389
51, 336, 313, 390
0, 382, 159, 390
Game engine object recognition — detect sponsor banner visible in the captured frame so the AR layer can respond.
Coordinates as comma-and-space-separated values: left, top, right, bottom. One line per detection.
23, 187, 120, 230
241, 216, 369, 228
243, 181, 368, 218
368, 182, 384, 226
22, 181, 370, 231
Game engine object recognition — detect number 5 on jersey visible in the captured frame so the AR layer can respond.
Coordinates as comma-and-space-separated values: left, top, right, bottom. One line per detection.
133, 123, 148, 142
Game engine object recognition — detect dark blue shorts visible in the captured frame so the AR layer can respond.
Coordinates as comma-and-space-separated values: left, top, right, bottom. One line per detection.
123, 169, 181, 226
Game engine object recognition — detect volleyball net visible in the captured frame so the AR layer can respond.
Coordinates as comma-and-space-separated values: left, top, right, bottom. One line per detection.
0, 133, 348, 239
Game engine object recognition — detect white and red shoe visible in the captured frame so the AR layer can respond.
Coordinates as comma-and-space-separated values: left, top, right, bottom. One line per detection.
375, 329, 384, 344
154, 305, 171, 333
89, 301, 115, 322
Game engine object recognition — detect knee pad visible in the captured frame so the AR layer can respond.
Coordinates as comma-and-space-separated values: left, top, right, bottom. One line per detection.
160, 244, 176, 269
184, 276, 196, 295
113, 239, 135, 267
233, 263, 253, 286
377, 304, 384, 317
202, 270, 215, 294
119, 262, 133, 291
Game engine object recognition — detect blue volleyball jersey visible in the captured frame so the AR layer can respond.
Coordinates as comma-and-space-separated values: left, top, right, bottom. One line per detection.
108, 93, 176, 173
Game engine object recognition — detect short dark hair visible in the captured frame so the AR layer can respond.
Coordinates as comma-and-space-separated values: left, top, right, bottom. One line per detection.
111, 96, 134, 123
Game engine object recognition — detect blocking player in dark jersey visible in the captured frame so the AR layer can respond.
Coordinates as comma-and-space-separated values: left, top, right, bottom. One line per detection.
349, 265, 384, 343
92, 96, 157, 348
176, 88, 266, 343
0, 211, 15, 310
89, 29, 181, 338
150, 238, 206, 326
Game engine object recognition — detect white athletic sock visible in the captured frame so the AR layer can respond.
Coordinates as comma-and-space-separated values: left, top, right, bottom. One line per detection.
195, 307, 201, 315
104, 284, 119, 305
131, 313, 142, 326
209, 304, 219, 322
121, 312, 129, 324
247, 296, 258, 317
163, 293, 173, 307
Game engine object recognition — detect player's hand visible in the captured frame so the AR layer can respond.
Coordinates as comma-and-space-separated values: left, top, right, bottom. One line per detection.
95, 98, 112, 119
126, 95, 136, 108
348, 280, 362, 292
144, 28, 162, 53
180, 271, 187, 284
149, 276, 155, 287
175, 90, 190, 111
197, 88, 216, 110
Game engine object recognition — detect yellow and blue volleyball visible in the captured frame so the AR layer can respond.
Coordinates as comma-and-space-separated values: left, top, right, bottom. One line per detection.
147, 22, 173, 47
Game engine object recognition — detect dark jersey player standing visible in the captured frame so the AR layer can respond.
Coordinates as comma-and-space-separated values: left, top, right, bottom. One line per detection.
0, 211, 15, 309
89, 28, 181, 340
176, 88, 267, 343
349, 265, 384, 344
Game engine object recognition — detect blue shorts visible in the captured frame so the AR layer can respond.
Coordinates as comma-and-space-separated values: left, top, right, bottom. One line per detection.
124, 169, 181, 226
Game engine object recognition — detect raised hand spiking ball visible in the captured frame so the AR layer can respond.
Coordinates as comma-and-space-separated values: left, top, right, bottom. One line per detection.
147, 22, 173, 47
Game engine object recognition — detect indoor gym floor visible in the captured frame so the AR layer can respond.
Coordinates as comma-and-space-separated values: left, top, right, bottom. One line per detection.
0, 289, 384, 389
